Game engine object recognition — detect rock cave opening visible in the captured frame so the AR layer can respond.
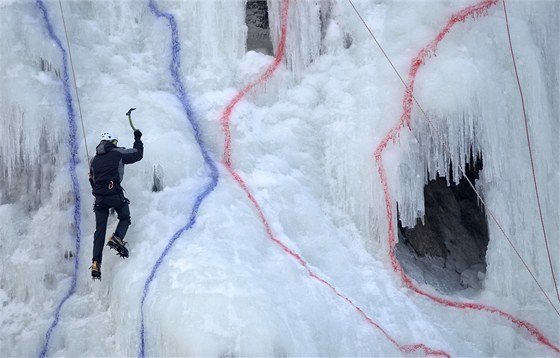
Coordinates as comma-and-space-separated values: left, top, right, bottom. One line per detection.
245, 0, 273, 55
396, 152, 489, 293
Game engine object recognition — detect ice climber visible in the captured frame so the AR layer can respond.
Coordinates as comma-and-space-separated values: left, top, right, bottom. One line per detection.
88, 129, 143, 279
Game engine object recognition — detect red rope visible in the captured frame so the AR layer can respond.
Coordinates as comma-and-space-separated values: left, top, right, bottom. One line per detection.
501, 0, 560, 305
374, 0, 560, 353
219, 1, 450, 356
221, 2, 288, 168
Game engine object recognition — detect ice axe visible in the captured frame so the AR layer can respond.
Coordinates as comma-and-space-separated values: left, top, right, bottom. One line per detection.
126, 108, 137, 131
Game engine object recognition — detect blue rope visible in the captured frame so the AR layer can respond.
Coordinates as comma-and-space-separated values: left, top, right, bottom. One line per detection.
139, 1, 219, 356
35, 1, 82, 357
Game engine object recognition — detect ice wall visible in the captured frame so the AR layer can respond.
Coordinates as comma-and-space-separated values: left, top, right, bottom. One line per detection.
297, 0, 393, 255
1, 0, 558, 356
165, 0, 247, 91
395, 0, 559, 304
0, 2, 86, 355
313, 0, 559, 307
0, 2, 68, 210
268, 0, 324, 81
50, 0, 244, 185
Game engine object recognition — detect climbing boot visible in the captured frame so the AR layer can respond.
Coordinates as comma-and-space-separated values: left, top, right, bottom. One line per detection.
107, 234, 129, 258
91, 260, 101, 280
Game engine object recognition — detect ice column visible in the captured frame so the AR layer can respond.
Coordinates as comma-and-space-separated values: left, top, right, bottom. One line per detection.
267, 0, 324, 81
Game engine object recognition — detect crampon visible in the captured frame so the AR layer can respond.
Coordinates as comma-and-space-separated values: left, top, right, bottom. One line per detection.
107, 235, 129, 258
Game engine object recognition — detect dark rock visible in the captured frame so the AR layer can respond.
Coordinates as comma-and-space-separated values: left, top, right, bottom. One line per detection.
397, 155, 489, 293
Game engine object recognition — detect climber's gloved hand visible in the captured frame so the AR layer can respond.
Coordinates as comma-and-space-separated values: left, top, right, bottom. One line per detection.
134, 129, 142, 140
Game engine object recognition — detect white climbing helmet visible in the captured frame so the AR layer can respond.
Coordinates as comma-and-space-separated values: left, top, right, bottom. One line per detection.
100, 131, 118, 142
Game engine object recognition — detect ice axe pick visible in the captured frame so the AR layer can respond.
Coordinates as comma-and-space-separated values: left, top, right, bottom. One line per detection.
126, 108, 137, 131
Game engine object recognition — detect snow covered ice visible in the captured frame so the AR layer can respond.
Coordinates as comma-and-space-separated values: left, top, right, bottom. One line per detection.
1, 0, 558, 356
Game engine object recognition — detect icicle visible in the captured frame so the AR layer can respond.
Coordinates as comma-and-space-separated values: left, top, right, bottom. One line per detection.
267, 0, 323, 81
152, 164, 164, 192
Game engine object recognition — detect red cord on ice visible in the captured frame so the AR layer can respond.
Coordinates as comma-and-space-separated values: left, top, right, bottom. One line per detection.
220, 1, 288, 168
219, 0, 450, 356
374, 0, 560, 353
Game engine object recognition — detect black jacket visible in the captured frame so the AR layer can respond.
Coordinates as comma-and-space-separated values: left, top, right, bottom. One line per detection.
89, 138, 143, 196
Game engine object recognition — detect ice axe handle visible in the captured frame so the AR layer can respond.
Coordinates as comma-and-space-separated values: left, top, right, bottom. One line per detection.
126, 108, 137, 131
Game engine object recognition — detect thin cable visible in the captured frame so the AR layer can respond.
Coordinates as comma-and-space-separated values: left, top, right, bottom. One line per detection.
502, 0, 559, 305
58, 0, 89, 162
347, 0, 559, 317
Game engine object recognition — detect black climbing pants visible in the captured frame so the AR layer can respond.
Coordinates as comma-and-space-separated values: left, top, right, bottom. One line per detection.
93, 194, 131, 263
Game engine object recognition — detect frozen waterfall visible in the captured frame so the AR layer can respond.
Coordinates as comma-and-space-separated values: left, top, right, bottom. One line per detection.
1, 0, 558, 356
